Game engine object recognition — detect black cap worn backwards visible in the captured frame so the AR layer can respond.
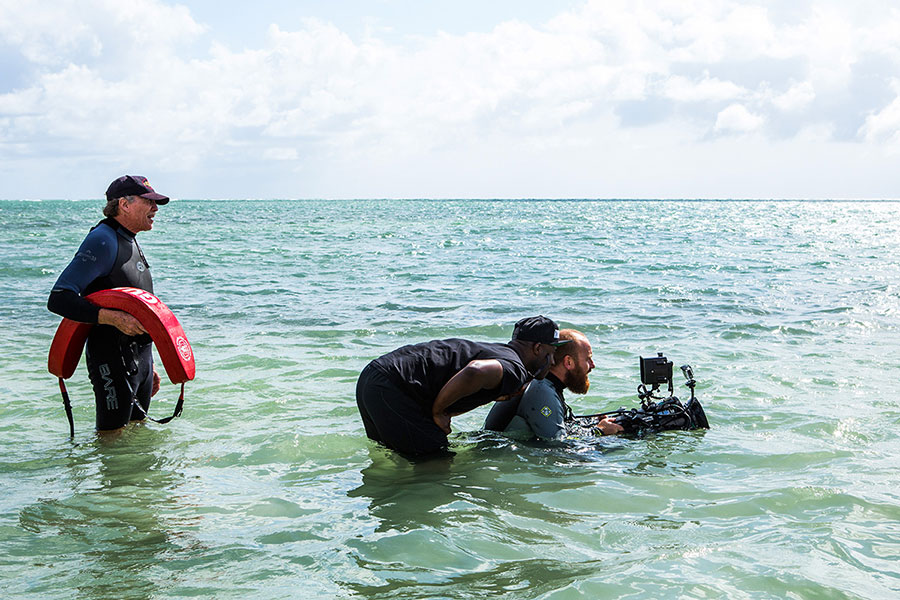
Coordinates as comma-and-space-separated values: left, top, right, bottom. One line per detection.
105, 175, 169, 204
511, 315, 569, 346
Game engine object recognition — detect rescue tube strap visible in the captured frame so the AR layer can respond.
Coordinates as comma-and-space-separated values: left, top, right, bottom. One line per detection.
58, 378, 75, 438
128, 382, 185, 425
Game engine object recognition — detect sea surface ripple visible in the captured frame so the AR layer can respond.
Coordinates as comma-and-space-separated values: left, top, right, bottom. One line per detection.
1, 199, 898, 599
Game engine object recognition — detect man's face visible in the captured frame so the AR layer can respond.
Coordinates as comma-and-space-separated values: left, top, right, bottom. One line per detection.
119, 195, 158, 232
530, 343, 557, 379
564, 340, 594, 394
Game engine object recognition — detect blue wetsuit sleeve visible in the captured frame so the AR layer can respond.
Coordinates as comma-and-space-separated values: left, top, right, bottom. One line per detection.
517, 379, 566, 440
47, 226, 117, 323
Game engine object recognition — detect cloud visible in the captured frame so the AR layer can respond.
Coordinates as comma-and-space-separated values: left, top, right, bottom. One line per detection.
1, 0, 900, 198
662, 74, 745, 103
859, 80, 900, 150
714, 103, 765, 133
770, 81, 816, 111
0, 0, 205, 71
262, 147, 300, 161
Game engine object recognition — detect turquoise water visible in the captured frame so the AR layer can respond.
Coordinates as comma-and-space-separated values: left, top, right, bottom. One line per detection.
1, 199, 899, 599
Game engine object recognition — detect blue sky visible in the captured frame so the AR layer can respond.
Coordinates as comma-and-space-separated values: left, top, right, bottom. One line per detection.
1, 0, 899, 199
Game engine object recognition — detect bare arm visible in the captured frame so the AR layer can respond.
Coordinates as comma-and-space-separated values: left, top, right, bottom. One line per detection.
432, 359, 504, 433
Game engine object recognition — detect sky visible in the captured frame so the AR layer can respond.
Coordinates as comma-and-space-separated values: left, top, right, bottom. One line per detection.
1, 0, 899, 200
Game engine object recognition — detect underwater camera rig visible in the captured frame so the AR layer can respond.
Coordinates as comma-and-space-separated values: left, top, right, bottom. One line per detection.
576, 353, 710, 436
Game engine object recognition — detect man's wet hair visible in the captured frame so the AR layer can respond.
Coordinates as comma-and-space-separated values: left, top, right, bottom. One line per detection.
102, 195, 137, 218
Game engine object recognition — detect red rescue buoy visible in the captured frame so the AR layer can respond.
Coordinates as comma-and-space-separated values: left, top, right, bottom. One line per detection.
48, 287, 194, 435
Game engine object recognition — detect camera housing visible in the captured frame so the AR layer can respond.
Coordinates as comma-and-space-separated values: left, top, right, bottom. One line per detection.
573, 352, 709, 436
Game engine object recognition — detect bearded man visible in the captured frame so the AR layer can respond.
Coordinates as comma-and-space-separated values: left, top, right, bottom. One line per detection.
483, 329, 623, 440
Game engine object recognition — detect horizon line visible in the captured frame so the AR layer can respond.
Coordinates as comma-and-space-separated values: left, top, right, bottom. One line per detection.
4, 197, 900, 203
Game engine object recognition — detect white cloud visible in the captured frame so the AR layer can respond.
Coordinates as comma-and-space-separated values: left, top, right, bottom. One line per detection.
662, 74, 745, 103
263, 147, 300, 161
0, 0, 205, 69
771, 81, 816, 111
714, 103, 764, 133
0, 2, 101, 67
668, 3, 776, 63
859, 81, 900, 149
1, 0, 900, 198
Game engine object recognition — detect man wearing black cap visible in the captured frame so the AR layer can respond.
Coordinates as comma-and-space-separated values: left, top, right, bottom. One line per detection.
355, 315, 566, 456
47, 175, 171, 433
484, 329, 624, 439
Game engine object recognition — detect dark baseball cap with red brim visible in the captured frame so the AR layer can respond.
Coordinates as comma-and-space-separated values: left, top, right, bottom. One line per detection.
105, 175, 169, 204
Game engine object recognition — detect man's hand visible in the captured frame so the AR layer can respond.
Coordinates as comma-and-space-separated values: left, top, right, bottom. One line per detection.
98, 308, 147, 336
596, 416, 624, 436
151, 368, 161, 397
433, 411, 451, 434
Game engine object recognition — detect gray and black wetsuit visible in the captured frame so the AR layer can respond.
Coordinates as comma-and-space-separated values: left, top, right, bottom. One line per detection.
48, 218, 155, 430
484, 373, 597, 440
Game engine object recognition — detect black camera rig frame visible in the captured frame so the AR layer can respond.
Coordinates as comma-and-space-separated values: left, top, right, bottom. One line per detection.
574, 353, 708, 436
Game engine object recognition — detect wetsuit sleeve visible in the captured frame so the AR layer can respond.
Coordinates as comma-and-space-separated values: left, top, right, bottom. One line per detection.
47, 227, 117, 323
517, 380, 566, 440
483, 396, 519, 431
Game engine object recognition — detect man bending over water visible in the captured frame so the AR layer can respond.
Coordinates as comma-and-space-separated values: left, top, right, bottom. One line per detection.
356, 316, 567, 456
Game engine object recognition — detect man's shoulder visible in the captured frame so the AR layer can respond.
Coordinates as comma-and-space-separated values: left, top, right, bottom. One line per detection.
520, 377, 561, 406
517, 377, 567, 439
464, 340, 524, 363
75, 222, 119, 260
431, 339, 522, 363
82, 220, 121, 245
375, 338, 524, 373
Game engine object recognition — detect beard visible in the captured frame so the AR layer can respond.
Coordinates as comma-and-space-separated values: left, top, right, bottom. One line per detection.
564, 364, 590, 395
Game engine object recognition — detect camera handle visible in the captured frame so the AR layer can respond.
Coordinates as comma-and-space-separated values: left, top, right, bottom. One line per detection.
680, 365, 696, 401
637, 381, 671, 410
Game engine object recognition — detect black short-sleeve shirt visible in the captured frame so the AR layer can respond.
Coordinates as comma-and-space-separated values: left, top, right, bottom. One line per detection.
371, 338, 531, 414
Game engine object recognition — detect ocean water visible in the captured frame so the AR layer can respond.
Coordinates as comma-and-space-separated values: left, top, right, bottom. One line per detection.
1, 199, 898, 599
